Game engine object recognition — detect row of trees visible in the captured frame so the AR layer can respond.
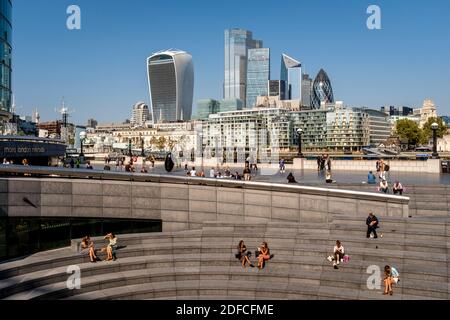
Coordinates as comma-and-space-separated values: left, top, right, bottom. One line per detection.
395, 117, 447, 148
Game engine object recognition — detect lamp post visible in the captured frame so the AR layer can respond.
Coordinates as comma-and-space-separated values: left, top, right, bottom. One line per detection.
79, 131, 86, 159
431, 122, 439, 159
296, 128, 303, 158
128, 138, 132, 158
140, 135, 145, 157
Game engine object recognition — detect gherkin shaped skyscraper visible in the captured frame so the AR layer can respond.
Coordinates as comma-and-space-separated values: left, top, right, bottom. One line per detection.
312, 69, 334, 109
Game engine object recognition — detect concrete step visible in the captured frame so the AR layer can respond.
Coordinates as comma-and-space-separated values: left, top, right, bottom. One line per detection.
2, 250, 447, 300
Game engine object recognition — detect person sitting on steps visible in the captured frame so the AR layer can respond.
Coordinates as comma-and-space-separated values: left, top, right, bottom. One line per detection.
383, 265, 400, 295
81, 236, 98, 263
333, 240, 345, 269
236, 240, 254, 268
366, 212, 379, 239
104, 233, 118, 261
256, 242, 273, 269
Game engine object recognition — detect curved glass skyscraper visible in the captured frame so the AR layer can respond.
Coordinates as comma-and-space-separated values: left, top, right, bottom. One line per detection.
147, 50, 194, 123
0, 0, 12, 113
312, 69, 334, 109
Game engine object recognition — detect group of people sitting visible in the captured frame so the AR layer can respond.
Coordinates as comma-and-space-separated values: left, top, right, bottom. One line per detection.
80, 233, 118, 262
235, 240, 273, 269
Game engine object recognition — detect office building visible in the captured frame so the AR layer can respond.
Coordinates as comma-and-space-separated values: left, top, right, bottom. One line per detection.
301, 74, 313, 108
224, 29, 262, 105
280, 54, 301, 101
86, 118, 98, 128
312, 69, 334, 109
147, 50, 194, 123
362, 109, 392, 147
268, 80, 286, 99
246, 48, 270, 108
0, 0, 12, 116
195, 99, 243, 120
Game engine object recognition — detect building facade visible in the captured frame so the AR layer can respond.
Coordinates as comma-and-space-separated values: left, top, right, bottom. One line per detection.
195, 98, 244, 120
312, 69, 334, 109
363, 109, 392, 146
280, 54, 301, 101
147, 50, 194, 123
326, 107, 370, 151
291, 110, 328, 149
246, 48, 270, 108
131, 101, 150, 127
268, 80, 286, 99
0, 0, 11, 115
301, 74, 312, 108
224, 29, 262, 106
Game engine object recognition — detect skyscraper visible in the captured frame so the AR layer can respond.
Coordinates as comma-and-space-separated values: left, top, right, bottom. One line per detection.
280, 54, 301, 101
312, 69, 334, 109
0, 0, 12, 114
246, 48, 270, 108
301, 74, 312, 108
224, 29, 262, 106
268, 80, 286, 99
147, 50, 194, 123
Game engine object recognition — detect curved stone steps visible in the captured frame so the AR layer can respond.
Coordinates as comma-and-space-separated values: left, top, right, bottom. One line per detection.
2, 249, 448, 300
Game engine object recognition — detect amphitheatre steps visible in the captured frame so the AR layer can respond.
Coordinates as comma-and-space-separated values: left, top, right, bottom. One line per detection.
1, 217, 449, 300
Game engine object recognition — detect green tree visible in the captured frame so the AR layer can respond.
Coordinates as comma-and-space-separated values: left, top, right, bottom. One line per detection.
395, 119, 424, 148
422, 117, 447, 142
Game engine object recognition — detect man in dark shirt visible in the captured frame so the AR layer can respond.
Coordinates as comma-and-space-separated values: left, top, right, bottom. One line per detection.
366, 212, 379, 238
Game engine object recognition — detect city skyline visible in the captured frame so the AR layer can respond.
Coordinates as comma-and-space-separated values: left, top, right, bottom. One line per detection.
11, 0, 450, 124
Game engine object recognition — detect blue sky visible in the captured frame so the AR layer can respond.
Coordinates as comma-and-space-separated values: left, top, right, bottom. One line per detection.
12, 0, 450, 124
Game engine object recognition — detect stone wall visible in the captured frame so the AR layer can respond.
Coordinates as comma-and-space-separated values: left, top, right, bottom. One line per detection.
0, 176, 409, 232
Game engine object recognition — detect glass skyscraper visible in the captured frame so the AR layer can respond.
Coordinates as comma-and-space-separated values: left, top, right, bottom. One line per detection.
0, 0, 12, 114
312, 69, 334, 109
246, 48, 270, 108
147, 50, 194, 123
224, 29, 262, 107
280, 54, 301, 101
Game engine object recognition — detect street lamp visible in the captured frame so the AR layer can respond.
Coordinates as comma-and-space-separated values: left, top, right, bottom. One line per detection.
296, 128, 303, 158
128, 138, 132, 158
431, 122, 439, 159
140, 135, 145, 157
79, 131, 86, 158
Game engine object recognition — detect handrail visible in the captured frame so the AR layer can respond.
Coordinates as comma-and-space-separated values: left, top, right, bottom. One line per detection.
0, 165, 409, 204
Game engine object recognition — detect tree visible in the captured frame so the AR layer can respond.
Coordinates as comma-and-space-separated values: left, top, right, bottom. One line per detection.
149, 136, 158, 149
422, 117, 447, 142
156, 136, 167, 151
395, 119, 424, 149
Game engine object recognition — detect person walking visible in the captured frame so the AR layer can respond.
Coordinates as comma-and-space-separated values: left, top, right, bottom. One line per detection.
279, 158, 286, 173
366, 212, 379, 238
243, 164, 251, 181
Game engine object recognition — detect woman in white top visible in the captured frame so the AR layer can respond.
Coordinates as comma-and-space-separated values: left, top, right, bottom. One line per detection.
379, 179, 389, 194
104, 233, 118, 261
333, 240, 345, 269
